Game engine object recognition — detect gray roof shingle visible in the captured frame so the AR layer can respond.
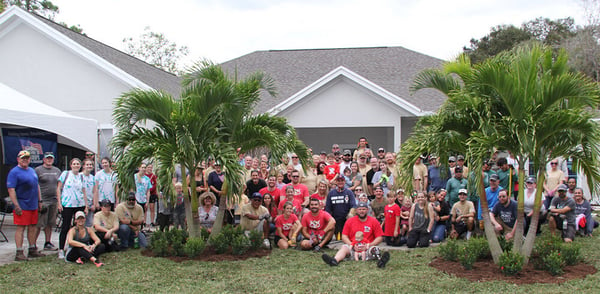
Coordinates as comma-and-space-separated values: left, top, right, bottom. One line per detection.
220, 46, 447, 114
32, 13, 182, 97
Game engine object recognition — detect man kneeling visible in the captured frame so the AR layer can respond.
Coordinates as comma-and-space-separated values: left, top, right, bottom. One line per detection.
321, 202, 390, 268
490, 189, 518, 240
241, 192, 271, 248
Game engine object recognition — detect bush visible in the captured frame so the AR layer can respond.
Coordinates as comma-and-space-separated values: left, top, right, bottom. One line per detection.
467, 237, 490, 259
560, 243, 581, 266
210, 232, 230, 254
248, 230, 264, 250
184, 237, 206, 257
172, 241, 186, 257
498, 251, 524, 276
231, 235, 251, 255
221, 225, 244, 244
439, 239, 460, 261
458, 246, 477, 270
151, 238, 170, 257
497, 236, 513, 252
149, 230, 166, 248
543, 251, 565, 276
200, 227, 211, 241
166, 228, 188, 245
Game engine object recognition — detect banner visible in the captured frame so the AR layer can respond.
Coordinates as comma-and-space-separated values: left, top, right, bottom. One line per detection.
2, 128, 57, 166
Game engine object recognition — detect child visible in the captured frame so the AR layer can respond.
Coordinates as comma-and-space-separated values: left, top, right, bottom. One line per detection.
353, 231, 367, 261
395, 189, 405, 207
400, 197, 412, 236
383, 192, 401, 246
343, 167, 353, 190
172, 182, 186, 230
157, 191, 173, 231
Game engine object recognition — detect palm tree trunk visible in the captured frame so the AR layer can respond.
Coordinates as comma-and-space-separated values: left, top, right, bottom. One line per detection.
181, 163, 201, 237
520, 170, 546, 264
513, 167, 525, 252
479, 172, 503, 264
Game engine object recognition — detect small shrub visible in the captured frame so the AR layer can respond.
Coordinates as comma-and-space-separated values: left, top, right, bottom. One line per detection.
532, 234, 566, 270
439, 239, 459, 261
498, 251, 524, 276
248, 230, 264, 250
497, 236, 513, 252
152, 238, 169, 257
172, 241, 186, 257
221, 225, 243, 244
210, 232, 230, 254
149, 230, 166, 248
560, 243, 581, 266
467, 237, 490, 259
458, 246, 477, 270
200, 227, 211, 241
184, 237, 207, 257
543, 251, 565, 276
166, 228, 188, 245
231, 235, 251, 255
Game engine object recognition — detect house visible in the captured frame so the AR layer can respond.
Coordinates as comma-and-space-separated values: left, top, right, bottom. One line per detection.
220, 47, 446, 153
0, 6, 180, 193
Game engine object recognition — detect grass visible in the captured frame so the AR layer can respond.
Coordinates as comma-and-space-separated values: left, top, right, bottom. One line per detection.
1, 234, 599, 293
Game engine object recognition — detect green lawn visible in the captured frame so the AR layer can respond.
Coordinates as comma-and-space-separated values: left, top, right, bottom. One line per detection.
1, 235, 599, 293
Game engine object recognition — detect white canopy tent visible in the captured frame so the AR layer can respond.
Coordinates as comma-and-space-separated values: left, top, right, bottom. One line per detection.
0, 82, 97, 152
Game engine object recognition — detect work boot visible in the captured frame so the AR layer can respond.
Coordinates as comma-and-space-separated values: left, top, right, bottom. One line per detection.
28, 247, 45, 258
15, 250, 28, 261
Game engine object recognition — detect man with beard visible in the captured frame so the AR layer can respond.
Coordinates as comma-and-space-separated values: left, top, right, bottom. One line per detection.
325, 175, 357, 238
259, 175, 282, 206
321, 202, 390, 268
300, 198, 335, 252
490, 189, 518, 240
116, 193, 147, 250
282, 170, 310, 207
339, 150, 352, 175
245, 170, 267, 197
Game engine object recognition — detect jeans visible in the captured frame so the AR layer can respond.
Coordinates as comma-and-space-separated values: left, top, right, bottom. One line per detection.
431, 223, 447, 243
118, 224, 147, 248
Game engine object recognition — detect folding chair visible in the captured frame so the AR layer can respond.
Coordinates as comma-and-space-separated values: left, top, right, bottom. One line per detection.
0, 212, 8, 242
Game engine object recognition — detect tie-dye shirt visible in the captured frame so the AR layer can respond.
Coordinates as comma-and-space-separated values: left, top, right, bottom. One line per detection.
82, 173, 95, 208
95, 170, 117, 203
134, 174, 152, 203
58, 171, 86, 208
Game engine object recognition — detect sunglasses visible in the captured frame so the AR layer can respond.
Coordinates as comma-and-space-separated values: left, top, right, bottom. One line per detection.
292, 175, 299, 178
551, 162, 558, 165
292, 156, 298, 159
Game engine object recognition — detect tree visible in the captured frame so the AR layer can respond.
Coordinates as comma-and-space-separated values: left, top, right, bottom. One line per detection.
123, 27, 189, 75
405, 44, 600, 264
463, 25, 532, 64
523, 17, 576, 46
110, 61, 308, 238
4, 0, 58, 18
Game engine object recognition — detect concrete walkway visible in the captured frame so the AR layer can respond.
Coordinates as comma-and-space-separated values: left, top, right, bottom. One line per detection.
0, 213, 60, 266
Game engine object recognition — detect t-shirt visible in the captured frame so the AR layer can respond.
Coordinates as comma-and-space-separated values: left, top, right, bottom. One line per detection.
259, 186, 282, 206
240, 203, 269, 231
451, 201, 475, 221
58, 171, 85, 208
301, 210, 333, 238
492, 200, 518, 228
370, 198, 387, 219
245, 179, 267, 196
82, 173, 95, 208
478, 186, 503, 220
310, 192, 326, 208
275, 213, 299, 237
324, 164, 339, 181
115, 202, 144, 231
550, 196, 576, 225
342, 215, 384, 244
445, 177, 468, 205
134, 174, 152, 203
277, 198, 303, 216
413, 162, 428, 190
145, 173, 158, 195
93, 211, 119, 231
325, 188, 357, 220
281, 183, 309, 204
383, 204, 401, 236
35, 165, 61, 203
95, 170, 117, 203
7, 166, 39, 210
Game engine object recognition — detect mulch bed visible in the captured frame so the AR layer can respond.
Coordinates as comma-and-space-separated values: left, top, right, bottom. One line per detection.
141, 247, 271, 262
430, 257, 597, 284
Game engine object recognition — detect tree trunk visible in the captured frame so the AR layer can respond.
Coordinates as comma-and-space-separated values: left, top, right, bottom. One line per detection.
513, 167, 525, 252
181, 162, 201, 237
479, 172, 503, 264
520, 170, 546, 264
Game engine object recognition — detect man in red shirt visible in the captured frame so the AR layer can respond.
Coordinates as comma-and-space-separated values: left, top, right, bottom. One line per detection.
322, 202, 391, 268
259, 175, 282, 206
282, 170, 310, 207
300, 198, 335, 252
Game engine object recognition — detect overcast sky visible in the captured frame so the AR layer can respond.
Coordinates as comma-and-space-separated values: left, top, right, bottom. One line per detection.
50, 0, 587, 65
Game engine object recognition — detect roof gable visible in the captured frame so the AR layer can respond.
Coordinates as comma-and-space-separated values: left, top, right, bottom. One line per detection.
269, 66, 427, 116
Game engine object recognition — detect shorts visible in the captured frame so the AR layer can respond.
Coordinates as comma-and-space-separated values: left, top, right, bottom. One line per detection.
551, 214, 576, 240
14, 209, 38, 226
37, 202, 58, 228
137, 202, 147, 213
149, 194, 158, 204
453, 221, 467, 236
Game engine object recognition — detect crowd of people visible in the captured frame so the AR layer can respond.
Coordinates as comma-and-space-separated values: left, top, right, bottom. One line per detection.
5, 136, 598, 267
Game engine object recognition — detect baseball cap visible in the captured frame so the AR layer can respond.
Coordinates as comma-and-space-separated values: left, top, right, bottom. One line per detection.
320, 150, 327, 155
557, 184, 568, 192
489, 174, 499, 181
526, 177, 536, 184
127, 192, 136, 200
75, 211, 86, 219
43, 152, 55, 158
458, 188, 468, 195
343, 149, 352, 156
457, 155, 465, 160
429, 154, 438, 159
448, 156, 456, 162
18, 150, 30, 158
251, 192, 262, 199
378, 148, 385, 152
99, 199, 112, 207
357, 202, 369, 208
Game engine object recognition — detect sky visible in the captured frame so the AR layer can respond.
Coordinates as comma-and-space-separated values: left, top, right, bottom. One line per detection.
48, 0, 588, 65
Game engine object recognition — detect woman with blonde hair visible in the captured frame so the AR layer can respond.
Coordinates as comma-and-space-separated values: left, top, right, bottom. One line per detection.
407, 192, 434, 248
198, 191, 218, 233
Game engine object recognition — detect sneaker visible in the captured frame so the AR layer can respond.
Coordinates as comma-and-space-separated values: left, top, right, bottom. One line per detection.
321, 253, 338, 266
44, 242, 58, 251
94, 261, 104, 267
58, 250, 65, 259
15, 250, 28, 262
313, 245, 321, 253
75, 257, 84, 264
377, 252, 390, 268
28, 248, 45, 258
262, 239, 271, 249
466, 231, 472, 240
369, 246, 381, 261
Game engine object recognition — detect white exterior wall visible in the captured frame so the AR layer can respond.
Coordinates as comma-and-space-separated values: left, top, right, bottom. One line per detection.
278, 76, 414, 149
0, 22, 130, 125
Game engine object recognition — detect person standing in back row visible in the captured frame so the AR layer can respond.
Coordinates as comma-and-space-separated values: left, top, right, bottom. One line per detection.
34, 152, 61, 251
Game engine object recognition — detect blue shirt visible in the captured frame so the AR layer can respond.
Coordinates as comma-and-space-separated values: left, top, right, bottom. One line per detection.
7, 166, 39, 210
427, 165, 447, 192
478, 186, 503, 220
325, 187, 357, 220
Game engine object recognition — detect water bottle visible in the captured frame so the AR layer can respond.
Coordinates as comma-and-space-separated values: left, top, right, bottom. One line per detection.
134, 237, 140, 249
563, 219, 567, 230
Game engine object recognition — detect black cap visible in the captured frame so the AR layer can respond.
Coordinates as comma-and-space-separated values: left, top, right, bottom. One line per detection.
127, 192, 136, 200
99, 199, 112, 207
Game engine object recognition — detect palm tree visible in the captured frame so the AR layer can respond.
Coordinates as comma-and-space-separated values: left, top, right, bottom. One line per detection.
404, 44, 600, 264
111, 61, 308, 238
